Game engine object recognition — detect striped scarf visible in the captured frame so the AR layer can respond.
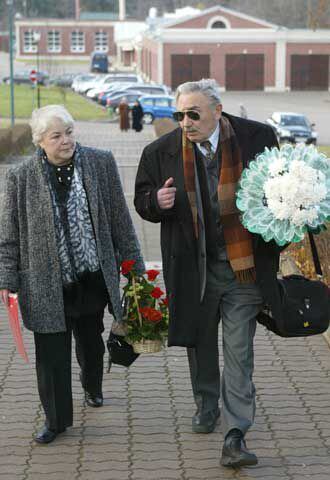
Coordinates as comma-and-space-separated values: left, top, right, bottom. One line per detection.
182, 116, 256, 283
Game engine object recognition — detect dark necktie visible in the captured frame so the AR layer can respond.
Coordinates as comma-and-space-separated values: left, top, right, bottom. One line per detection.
200, 140, 214, 164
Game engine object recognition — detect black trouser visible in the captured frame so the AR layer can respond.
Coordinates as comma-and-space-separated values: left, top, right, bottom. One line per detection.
34, 311, 105, 432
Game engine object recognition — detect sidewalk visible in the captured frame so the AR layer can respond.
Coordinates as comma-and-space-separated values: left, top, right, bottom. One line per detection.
1, 123, 330, 480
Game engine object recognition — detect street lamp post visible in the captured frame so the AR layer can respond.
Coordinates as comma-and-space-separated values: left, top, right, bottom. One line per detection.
32, 32, 41, 108
7, 0, 15, 127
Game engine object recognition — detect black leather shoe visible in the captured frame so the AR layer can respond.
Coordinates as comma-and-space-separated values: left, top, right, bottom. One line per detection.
34, 425, 66, 444
220, 429, 258, 467
84, 390, 103, 408
192, 407, 220, 433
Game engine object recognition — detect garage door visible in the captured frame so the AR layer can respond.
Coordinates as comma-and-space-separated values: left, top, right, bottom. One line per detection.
171, 55, 210, 90
291, 55, 329, 90
226, 54, 264, 90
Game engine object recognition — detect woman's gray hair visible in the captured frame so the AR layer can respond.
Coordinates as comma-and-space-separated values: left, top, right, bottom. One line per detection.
175, 78, 222, 109
29, 104, 74, 146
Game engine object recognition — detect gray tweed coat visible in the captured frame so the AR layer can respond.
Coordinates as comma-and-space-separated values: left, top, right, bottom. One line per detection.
0, 144, 144, 333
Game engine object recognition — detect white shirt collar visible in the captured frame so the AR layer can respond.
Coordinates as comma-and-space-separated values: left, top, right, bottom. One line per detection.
197, 122, 220, 155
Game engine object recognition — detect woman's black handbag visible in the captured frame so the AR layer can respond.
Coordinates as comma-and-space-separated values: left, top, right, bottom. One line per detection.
259, 232, 330, 338
107, 332, 139, 371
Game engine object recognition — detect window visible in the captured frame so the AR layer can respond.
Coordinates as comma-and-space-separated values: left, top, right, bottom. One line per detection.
207, 16, 230, 29
155, 98, 169, 107
95, 31, 108, 52
211, 21, 227, 28
71, 31, 85, 53
142, 98, 153, 106
23, 30, 39, 53
47, 31, 61, 53
127, 94, 140, 101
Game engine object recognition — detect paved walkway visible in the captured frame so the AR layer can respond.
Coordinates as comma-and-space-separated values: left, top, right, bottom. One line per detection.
1, 122, 330, 480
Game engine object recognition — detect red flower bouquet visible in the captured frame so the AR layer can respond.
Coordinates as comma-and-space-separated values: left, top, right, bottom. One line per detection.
120, 260, 169, 353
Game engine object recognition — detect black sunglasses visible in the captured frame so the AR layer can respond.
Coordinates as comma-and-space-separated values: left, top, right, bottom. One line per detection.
173, 110, 201, 122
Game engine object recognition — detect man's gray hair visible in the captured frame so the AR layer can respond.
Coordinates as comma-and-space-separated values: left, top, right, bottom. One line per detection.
29, 104, 74, 146
175, 79, 222, 108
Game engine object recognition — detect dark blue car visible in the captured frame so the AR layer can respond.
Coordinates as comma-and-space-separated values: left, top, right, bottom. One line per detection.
91, 52, 109, 73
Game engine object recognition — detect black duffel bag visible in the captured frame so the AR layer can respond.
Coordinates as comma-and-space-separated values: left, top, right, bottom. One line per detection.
258, 232, 330, 337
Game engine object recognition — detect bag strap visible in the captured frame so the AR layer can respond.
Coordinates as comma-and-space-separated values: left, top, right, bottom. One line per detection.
307, 231, 323, 277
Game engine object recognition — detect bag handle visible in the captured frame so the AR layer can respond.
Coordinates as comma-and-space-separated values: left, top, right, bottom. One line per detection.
307, 231, 323, 278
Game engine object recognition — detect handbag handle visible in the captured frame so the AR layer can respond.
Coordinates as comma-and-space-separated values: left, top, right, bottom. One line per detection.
307, 231, 323, 278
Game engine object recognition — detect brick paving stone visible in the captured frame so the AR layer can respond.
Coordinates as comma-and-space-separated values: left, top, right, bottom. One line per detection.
28, 453, 77, 464
0, 465, 26, 475
133, 459, 181, 470
291, 476, 330, 480
83, 451, 129, 462
237, 476, 288, 480
132, 445, 179, 457
131, 470, 182, 480
79, 460, 130, 471
237, 466, 289, 477
25, 474, 75, 480
0, 455, 27, 466
132, 451, 180, 461
28, 463, 77, 474
279, 447, 329, 456
252, 449, 281, 458
186, 467, 235, 479
271, 429, 320, 439
80, 471, 130, 480
284, 455, 330, 466
276, 437, 323, 448
0, 476, 25, 480
267, 414, 310, 424
288, 464, 330, 475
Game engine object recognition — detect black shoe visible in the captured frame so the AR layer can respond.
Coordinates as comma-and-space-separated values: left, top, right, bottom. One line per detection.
84, 390, 103, 408
79, 372, 103, 407
220, 429, 258, 467
192, 407, 220, 433
34, 425, 66, 444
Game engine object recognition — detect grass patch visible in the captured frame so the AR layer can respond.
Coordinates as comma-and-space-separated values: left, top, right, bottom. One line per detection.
0, 84, 109, 122
318, 145, 330, 156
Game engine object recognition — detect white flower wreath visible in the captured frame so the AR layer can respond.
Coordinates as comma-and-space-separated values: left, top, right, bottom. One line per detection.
236, 143, 330, 246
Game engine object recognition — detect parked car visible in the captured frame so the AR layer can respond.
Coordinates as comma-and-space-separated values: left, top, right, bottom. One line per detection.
106, 91, 143, 111
87, 73, 143, 98
116, 83, 170, 96
71, 74, 100, 93
49, 73, 78, 88
103, 89, 139, 106
2, 70, 49, 86
139, 95, 176, 124
96, 83, 134, 103
91, 52, 109, 73
266, 112, 318, 145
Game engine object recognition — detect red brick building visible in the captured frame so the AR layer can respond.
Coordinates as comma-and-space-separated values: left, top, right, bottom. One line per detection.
137, 6, 330, 92
14, 17, 146, 68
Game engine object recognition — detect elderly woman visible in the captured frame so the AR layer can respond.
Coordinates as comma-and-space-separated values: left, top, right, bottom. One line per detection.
0, 105, 144, 444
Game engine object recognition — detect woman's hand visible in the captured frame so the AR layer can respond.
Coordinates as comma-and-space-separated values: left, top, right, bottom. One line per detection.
0, 289, 10, 307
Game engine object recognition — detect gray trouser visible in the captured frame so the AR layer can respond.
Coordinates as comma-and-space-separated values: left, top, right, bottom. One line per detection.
187, 259, 263, 437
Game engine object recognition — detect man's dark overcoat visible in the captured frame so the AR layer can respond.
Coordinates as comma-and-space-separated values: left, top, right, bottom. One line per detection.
134, 112, 283, 347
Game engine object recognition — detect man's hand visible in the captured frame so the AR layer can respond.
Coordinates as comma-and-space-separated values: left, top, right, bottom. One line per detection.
157, 177, 176, 210
0, 289, 9, 307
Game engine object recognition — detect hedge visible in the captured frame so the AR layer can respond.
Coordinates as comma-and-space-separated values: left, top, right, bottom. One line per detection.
0, 124, 32, 161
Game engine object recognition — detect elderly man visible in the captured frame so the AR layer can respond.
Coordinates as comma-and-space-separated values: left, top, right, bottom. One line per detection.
134, 79, 282, 467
